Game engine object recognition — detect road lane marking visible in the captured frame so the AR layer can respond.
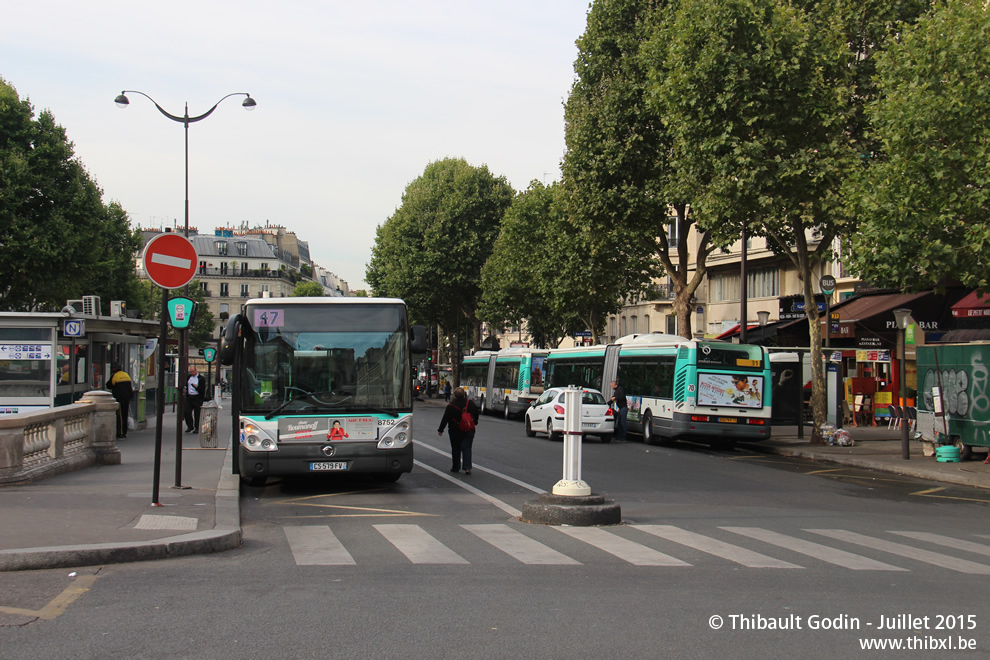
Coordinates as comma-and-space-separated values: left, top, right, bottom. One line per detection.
414, 460, 523, 518
284, 526, 356, 565
463, 524, 580, 565
807, 529, 990, 574
0, 574, 98, 620
721, 527, 905, 571
891, 531, 990, 557
556, 526, 690, 566
374, 524, 468, 564
414, 441, 547, 493
633, 525, 802, 569
281, 491, 434, 518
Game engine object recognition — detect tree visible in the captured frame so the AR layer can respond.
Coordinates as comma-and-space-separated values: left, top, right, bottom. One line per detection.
292, 281, 325, 297
845, 0, 990, 291
0, 78, 140, 312
563, 0, 721, 341
366, 158, 514, 360
650, 0, 925, 441
480, 181, 585, 348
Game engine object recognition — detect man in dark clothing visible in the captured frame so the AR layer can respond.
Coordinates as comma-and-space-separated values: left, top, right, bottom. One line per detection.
610, 379, 628, 441
438, 387, 480, 474
184, 366, 206, 433
108, 364, 133, 438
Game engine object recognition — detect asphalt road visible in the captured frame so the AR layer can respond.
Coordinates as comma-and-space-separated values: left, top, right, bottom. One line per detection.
3, 404, 989, 659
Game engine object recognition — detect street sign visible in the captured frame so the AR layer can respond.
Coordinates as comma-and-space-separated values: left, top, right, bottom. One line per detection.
167, 297, 198, 329
142, 233, 198, 289
202, 348, 217, 363
820, 274, 836, 295
63, 319, 85, 337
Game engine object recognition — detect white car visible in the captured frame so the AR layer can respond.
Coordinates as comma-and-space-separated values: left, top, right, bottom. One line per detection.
524, 387, 614, 443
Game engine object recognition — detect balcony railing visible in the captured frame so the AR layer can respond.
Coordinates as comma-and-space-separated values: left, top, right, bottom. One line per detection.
194, 267, 295, 281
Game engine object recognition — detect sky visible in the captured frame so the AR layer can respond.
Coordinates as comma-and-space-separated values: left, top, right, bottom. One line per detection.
1, 1, 591, 291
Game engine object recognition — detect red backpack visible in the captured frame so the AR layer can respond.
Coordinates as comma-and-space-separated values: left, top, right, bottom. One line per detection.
457, 403, 476, 432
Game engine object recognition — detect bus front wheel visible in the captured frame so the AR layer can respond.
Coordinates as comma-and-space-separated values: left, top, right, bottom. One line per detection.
642, 413, 655, 445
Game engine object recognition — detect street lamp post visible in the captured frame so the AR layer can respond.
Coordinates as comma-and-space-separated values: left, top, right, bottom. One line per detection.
756, 310, 770, 345
892, 308, 912, 460
115, 90, 256, 487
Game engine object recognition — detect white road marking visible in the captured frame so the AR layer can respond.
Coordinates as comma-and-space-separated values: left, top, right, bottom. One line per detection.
413, 460, 523, 518
891, 531, 990, 557
374, 524, 468, 564
463, 524, 580, 565
557, 526, 690, 566
414, 441, 546, 493
283, 525, 356, 565
721, 527, 905, 571
808, 529, 990, 574
634, 525, 802, 569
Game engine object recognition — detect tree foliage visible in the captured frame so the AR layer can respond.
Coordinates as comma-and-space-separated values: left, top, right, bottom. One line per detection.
0, 78, 140, 312
480, 181, 585, 348
845, 0, 990, 291
366, 157, 514, 351
292, 280, 325, 297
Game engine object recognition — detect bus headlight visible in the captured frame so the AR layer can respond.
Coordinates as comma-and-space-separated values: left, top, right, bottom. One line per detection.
241, 421, 278, 452
377, 416, 412, 449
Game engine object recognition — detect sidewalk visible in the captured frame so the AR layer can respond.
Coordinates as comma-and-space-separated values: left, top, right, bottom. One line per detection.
0, 398, 240, 572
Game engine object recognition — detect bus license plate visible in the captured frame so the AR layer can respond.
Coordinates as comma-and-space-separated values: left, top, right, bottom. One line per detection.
310, 461, 347, 471
718, 417, 737, 424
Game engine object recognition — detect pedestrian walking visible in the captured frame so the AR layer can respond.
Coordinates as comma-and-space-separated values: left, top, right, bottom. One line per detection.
443, 381, 452, 403
184, 366, 206, 433
610, 379, 628, 441
107, 363, 133, 438
438, 387, 479, 474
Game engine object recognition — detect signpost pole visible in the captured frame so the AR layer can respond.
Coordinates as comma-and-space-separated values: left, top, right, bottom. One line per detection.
152, 289, 169, 506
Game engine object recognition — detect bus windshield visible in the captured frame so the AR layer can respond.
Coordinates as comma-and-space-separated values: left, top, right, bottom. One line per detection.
239, 303, 412, 415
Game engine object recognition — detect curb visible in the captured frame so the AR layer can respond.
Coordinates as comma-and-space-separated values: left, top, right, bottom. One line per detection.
743, 441, 990, 492
0, 448, 242, 572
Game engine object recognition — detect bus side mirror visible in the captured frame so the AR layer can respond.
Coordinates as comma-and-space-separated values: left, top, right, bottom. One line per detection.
410, 325, 428, 353
219, 314, 244, 366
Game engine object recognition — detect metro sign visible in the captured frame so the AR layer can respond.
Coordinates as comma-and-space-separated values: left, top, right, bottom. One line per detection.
142, 233, 197, 289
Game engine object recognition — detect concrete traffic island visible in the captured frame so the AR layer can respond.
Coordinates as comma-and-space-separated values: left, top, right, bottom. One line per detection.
520, 387, 622, 526
521, 492, 621, 526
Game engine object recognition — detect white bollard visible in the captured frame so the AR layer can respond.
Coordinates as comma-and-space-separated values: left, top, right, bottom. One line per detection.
553, 386, 592, 496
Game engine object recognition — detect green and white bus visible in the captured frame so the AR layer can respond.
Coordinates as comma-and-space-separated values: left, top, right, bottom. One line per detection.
544, 333, 772, 445
220, 297, 426, 486
461, 347, 549, 418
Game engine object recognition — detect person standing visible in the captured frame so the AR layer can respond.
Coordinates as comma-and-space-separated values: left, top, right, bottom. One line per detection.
184, 366, 205, 433
443, 381, 452, 403
610, 379, 628, 441
108, 364, 133, 438
438, 387, 479, 474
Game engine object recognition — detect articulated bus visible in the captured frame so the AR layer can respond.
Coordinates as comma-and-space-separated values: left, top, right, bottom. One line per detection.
220, 297, 426, 486
461, 347, 549, 418
544, 333, 772, 445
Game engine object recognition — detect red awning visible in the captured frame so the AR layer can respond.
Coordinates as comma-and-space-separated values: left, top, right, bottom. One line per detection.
951, 290, 990, 318
716, 323, 760, 340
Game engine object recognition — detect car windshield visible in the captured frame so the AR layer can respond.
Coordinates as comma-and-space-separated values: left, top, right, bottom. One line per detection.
554, 390, 606, 405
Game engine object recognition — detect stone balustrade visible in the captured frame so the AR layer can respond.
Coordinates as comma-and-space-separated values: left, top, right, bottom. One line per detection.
0, 390, 120, 486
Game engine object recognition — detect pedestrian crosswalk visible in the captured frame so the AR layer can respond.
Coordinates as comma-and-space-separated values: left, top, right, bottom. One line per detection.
279, 523, 990, 573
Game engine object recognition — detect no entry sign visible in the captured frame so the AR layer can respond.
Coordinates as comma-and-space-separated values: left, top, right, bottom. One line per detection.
142, 233, 197, 289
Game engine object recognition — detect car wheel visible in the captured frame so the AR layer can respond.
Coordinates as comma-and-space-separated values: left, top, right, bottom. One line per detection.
600, 433, 612, 444
525, 415, 537, 437
547, 420, 560, 442
504, 402, 511, 420
642, 412, 655, 445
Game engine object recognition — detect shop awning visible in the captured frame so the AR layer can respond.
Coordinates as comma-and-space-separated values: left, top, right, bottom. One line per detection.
951, 290, 990, 318
829, 291, 929, 324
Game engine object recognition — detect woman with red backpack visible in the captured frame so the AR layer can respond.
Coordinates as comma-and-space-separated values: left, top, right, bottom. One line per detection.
438, 387, 480, 474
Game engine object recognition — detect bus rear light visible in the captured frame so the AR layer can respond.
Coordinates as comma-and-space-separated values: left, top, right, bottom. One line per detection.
690, 415, 710, 422
747, 418, 766, 425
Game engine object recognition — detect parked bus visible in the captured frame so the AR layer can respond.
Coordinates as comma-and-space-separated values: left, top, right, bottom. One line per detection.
460, 347, 549, 418
219, 297, 426, 486
544, 333, 772, 445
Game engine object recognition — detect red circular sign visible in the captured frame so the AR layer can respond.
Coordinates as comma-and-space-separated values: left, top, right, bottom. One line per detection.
142, 233, 198, 289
